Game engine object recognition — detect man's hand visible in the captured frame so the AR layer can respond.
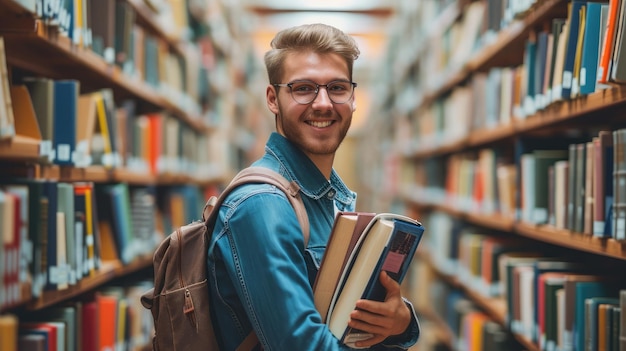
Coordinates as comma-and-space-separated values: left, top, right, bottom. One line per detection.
346, 271, 411, 348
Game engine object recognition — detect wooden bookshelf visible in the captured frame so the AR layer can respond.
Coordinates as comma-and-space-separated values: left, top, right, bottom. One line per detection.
26, 256, 152, 310
0, 16, 209, 132
430, 258, 539, 351
389, 1, 626, 349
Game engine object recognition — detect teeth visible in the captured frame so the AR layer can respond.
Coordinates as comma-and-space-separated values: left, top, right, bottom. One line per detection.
309, 121, 332, 128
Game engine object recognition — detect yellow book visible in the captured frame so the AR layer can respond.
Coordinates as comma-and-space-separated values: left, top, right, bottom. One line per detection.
117, 298, 128, 350
94, 92, 113, 168
0, 314, 18, 351
572, 5, 587, 97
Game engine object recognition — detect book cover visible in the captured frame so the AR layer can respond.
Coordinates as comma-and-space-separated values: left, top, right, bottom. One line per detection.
579, 3, 603, 95
313, 211, 375, 322
610, 0, 626, 82
584, 297, 619, 351
0, 37, 15, 140
52, 80, 79, 166
598, 0, 620, 84
561, 0, 586, 99
326, 213, 424, 347
18, 334, 45, 351
23, 77, 55, 161
593, 131, 614, 237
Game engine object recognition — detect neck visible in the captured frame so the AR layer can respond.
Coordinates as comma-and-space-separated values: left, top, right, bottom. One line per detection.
305, 153, 334, 180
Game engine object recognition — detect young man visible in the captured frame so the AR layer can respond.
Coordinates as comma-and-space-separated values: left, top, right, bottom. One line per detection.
207, 23, 420, 350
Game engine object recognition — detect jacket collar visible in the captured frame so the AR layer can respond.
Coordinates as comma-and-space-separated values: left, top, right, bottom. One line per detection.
263, 133, 355, 207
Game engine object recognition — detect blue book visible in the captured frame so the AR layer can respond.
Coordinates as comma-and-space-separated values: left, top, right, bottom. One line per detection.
326, 213, 425, 347
52, 80, 79, 166
561, 0, 586, 99
580, 2, 603, 95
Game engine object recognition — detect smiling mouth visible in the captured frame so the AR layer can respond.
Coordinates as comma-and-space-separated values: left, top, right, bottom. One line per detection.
307, 120, 333, 128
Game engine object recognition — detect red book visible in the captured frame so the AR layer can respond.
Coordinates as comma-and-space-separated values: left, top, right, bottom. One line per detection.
81, 300, 98, 351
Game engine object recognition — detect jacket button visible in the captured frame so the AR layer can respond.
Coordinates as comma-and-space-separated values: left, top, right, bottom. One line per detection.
327, 190, 335, 199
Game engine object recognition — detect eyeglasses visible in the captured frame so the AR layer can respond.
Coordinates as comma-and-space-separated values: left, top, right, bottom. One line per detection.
273, 79, 357, 105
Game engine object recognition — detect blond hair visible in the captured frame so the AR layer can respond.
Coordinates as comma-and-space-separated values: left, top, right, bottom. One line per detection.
264, 23, 360, 84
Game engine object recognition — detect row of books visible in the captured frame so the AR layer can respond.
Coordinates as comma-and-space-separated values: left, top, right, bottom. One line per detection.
401, 0, 626, 153
448, 292, 518, 351
1, 73, 226, 179
28, 0, 200, 116
27, 0, 199, 106
0, 281, 154, 351
402, 128, 626, 241
0, 179, 205, 311
422, 211, 626, 351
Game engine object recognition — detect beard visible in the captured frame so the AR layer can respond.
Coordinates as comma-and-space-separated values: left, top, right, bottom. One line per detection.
275, 102, 351, 157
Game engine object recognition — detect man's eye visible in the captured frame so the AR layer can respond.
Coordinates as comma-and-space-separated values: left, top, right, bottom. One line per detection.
293, 85, 315, 92
328, 84, 348, 92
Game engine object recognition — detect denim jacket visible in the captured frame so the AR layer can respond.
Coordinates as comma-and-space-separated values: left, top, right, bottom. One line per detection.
207, 133, 420, 350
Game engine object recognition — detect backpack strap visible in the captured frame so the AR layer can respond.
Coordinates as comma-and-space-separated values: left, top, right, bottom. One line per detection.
203, 167, 311, 350
203, 166, 310, 246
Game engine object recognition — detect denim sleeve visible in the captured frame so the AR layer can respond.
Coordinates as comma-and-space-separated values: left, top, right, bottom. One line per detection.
225, 191, 354, 350
226, 191, 419, 350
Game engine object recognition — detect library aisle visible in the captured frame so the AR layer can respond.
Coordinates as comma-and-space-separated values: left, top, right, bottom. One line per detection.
1, 0, 626, 351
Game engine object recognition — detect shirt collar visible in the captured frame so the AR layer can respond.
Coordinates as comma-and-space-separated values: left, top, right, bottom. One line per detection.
263, 133, 355, 207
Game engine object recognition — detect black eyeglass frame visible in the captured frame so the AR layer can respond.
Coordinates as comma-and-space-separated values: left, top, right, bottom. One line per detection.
272, 79, 358, 105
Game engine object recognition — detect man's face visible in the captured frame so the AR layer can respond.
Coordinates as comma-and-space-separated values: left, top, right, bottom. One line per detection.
266, 51, 355, 160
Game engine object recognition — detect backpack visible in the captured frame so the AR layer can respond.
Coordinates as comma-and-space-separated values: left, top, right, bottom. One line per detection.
140, 167, 310, 351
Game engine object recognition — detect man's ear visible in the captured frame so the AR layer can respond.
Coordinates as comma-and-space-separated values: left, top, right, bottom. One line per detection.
267, 85, 279, 115
351, 98, 356, 112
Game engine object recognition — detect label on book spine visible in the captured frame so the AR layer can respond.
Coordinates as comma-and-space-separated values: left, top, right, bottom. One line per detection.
381, 252, 405, 273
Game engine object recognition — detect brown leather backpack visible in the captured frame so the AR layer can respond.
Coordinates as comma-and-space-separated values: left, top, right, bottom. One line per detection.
140, 167, 310, 351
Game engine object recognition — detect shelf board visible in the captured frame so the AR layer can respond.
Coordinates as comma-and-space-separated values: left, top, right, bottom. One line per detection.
26, 255, 152, 310
465, 212, 515, 232
405, 196, 626, 261
433, 265, 508, 325
406, 84, 626, 160
515, 222, 626, 261
0, 135, 42, 160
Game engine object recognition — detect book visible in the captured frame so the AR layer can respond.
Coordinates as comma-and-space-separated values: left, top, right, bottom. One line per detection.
561, 0, 586, 99
325, 213, 424, 348
0, 314, 18, 351
594, 131, 614, 237
313, 211, 375, 322
18, 334, 45, 351
23, 77, 55, 162
610, 0, 626, 82
0, 37, 15, 140
52, 80, 79, 166
579, 2, 603, 95
598, 0, 621, 84
585, 297, 619, 351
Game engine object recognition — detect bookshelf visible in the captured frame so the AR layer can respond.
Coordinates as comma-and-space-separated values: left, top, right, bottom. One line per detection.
0, 0, 261, 349
367, 0, 626, 350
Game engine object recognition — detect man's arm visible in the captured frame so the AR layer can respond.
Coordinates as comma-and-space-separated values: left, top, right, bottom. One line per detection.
224, 191, 351, 350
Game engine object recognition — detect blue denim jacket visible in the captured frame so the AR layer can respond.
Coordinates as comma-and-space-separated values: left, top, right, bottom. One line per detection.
207, 133, 420, 350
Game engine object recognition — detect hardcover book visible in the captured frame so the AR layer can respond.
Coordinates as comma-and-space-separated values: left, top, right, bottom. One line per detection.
323, 213, 425, 348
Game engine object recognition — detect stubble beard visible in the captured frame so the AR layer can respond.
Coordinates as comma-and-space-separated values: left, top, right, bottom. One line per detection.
276, 103, 350, 157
